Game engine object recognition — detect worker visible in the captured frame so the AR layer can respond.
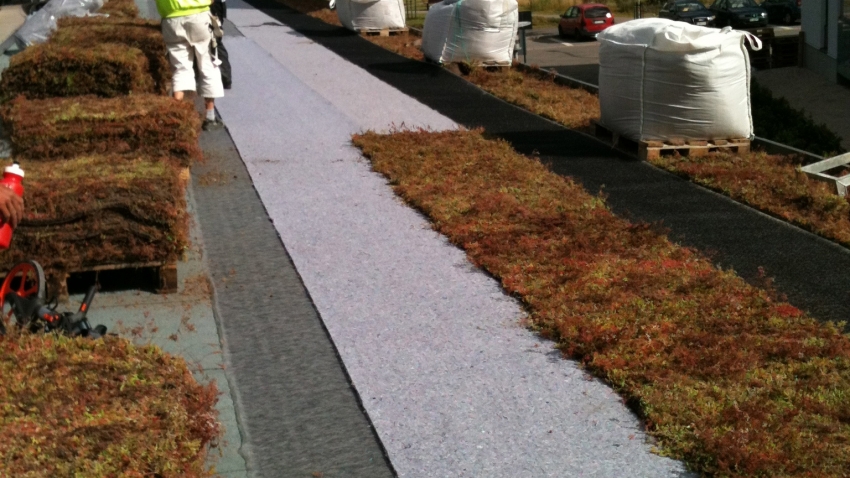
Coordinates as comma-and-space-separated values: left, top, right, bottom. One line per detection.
154, 0, 225, 130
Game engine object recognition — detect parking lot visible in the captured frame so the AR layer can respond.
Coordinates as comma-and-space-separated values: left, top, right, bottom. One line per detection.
522, 19, 802, 86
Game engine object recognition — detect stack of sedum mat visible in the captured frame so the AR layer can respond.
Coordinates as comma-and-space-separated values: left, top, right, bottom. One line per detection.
0, 155, 188, 272
0, 7, 199, 278
1, 95, 201, 166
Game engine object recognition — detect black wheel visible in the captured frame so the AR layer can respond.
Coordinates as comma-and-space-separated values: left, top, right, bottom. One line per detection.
783, 12, 792, 24
0, 260, 45, 329
574, 28, 581, 40
0, 260, 45, 307
558, 25, 566, 38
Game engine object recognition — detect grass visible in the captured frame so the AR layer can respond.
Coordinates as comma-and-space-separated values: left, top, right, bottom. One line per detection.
0, 329, 219, 477
353, 128, 850, 477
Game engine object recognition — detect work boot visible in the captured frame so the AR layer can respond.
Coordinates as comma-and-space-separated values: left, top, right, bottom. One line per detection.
202, 118, 225, 131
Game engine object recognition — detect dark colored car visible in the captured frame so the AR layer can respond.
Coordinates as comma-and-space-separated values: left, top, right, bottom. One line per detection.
658, 0, 717, 26
0, 0, 46, 13
761, 0, 801, 24
709, 0, 769, 28
558, 3, 616, 40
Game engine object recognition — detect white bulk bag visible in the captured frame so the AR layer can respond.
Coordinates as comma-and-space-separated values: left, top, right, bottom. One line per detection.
421, 0, 518, 66
333, 0, 405, 32
597, 18, 760, 142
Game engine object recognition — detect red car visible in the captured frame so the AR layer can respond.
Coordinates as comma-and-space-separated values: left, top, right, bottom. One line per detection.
558, 3, 615, 40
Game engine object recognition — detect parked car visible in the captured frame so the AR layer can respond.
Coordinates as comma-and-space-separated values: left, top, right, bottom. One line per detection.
709, 0, 768, 28
760, 0, 801, 24
658, 0, 717, 26
558, 3, 615, 40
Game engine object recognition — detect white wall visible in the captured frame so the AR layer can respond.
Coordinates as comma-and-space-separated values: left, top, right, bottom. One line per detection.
826, 0, 841, 57
802, 0, 826, 49
802, 0, 841, 58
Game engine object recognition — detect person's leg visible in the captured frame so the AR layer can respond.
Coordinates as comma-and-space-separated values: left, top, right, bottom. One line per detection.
183, 12, 224, 129
162, 18, 197, 100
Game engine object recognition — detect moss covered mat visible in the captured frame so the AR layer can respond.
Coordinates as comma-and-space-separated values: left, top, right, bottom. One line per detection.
2, 155, 188, 273
0, 43, 154, 102
1, 95, 201, 166
97, 0, 140, 19
51, 17, 171, 95
354, 129, 850, 477
0, 330, 219, 476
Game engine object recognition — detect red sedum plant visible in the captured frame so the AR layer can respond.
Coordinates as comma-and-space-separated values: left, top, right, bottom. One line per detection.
0, 329, 219, 477
353, 129, 850, 477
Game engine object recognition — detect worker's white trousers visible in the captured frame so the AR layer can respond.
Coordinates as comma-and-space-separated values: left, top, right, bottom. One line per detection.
161, 12, 224, 98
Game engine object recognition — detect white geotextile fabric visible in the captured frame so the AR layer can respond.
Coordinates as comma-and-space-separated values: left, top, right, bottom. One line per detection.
421, 0, 518, 65
334, 0, 405, 31
14, 0, 104, 46
598, 18, 757, 141
219, 2, 691, 475
226, 2, 455, 131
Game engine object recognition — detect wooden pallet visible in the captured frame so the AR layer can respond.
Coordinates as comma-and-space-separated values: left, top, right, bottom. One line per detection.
640, 138, 751, 161
359, 27, 408, 37
592, 121, 750, 161
443, 62, 511, 76
45, 261, 178, 299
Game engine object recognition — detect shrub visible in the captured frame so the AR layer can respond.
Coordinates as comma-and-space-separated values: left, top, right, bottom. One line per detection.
353, 129, 850, 477
1, 154, 189, 273
0, 43, 154, 102
52, 17, 170, 95
1, 95, 201, 166
0, 329, 219, 476
751, 79, 845, 157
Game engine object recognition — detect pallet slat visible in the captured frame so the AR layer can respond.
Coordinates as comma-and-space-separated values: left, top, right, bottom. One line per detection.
358, 27, 409, 37
593, 121, 751, 161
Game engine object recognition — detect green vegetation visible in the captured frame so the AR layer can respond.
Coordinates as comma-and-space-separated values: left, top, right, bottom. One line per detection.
751, 79, 845, 157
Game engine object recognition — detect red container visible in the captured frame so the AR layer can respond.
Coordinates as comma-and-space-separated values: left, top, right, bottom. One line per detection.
0, 163, 24, 249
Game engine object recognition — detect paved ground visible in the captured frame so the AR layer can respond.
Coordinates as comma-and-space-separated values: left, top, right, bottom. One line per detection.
84, 189, 249, 477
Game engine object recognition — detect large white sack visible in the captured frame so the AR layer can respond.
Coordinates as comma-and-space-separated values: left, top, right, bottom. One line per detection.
334, 0, 405, 31
421, 0, 518, 66
598, 18, 759, 142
